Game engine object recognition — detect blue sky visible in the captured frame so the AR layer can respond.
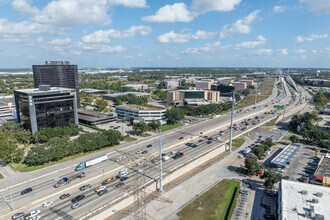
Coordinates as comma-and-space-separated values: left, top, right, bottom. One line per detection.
0, 0, 329, 68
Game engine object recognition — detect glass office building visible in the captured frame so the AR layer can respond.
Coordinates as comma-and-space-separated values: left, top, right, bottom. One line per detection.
14, 86, 78, 134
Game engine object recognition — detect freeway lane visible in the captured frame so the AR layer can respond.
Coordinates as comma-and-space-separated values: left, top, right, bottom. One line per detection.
1, 77, 297, 219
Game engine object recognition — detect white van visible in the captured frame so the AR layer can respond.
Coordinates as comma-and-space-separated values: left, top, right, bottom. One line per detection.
162, 156, 170, 161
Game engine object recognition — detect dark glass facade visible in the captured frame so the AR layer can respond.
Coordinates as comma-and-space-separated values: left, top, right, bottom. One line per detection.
211, 84, 235, 97
184, 91, 204, 99
33, 61, 80, 104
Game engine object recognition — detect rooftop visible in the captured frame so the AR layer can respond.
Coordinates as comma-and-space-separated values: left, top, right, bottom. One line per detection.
271, 144, 301, 167
14, 87, 75, 95
80, 88, 106, 93
314, 156, 330, 178
116, 104, 165, 111
280, 179, 330, 220
103, 92, 150, 98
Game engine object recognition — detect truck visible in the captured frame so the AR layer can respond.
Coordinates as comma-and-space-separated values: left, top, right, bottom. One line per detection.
243, 147, 251, 155
54, 172, 86, 188
75, 154, 108, 171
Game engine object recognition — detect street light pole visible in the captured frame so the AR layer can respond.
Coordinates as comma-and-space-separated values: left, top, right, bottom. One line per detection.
254, 85, 257, 106
159, 128, 163, 192
229, 90, 235, 152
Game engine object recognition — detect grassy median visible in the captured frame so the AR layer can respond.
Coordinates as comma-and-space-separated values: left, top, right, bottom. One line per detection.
160, 123, 183, 132
226, 137, 245, 149
177, 179, 240, 220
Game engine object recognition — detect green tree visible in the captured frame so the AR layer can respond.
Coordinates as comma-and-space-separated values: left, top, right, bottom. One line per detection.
149, 120, 161, 130
133, 122, 149, 135
0, 121, 31, 144
235, 93, 241, 102
166, 108, 185, 124
244, 156, 263, 175
253, 146, 265, 158
95, 99, 108, 111
0, 130, 18, 163
289, 135, 299, 144
313, 92, 328, 109
85, 96, 93, 104
264, 138, 274, 148
261, 170, 289, 189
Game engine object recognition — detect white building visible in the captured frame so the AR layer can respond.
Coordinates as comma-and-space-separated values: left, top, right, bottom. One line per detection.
164, 80, 179, 89
123, 84, 149, 90
278, 179, 329, 220
196, 81, 212, 90
115, 105, 166, 124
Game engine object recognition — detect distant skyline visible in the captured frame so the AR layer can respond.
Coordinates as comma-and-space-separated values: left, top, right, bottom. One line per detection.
0, 0, 329, 68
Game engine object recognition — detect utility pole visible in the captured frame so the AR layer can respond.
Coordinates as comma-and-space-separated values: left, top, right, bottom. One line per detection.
254, 85, 257, 106
229, 90, 235, 152
159, 128, 163, 192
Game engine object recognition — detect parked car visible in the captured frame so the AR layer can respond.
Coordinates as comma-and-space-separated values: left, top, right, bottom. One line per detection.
141, 150, 148, 154
79, 184, 91, 191
12, 212, 24, 220
239, 190, 250, 195
97, 189, 108, 196
59, 193, 70, 199
256, 173, 263, 176
171, 151, 177, 155
238, 154, 244, 158
42, 201, 53, 208
71, 203, 80, 209
21, 187, 32, 195
276, 168, 283, 173
71, 195, 85, 203
120, 176, 129, 181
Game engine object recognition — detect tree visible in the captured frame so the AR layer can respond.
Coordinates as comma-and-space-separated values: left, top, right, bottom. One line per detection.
0, 130, 18, 163
244, 156, 263, 175
260, 170, 289, 189
289, 135, 299, 144
166, 108, 185, 124
253, 146, 265, 158
152, 89, 166, 100
85, 96, 93, 104
133, 122, 149, 135
95, 99, 108, 111
235, 93, 241, 102
0, 121, 31, 144
264, 138, 274, 148
149, 120, 161, 130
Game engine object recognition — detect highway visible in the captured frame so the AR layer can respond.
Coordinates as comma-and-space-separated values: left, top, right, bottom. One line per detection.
0, 75, 305, 220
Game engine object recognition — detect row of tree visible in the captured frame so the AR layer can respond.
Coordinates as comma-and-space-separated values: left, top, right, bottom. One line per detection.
252, 138, 275, 158
179, 103, 232, 117
132, 120, 161, 135
24, 129, 123, 166
114, 94, 148, 106
313, 92, 329, 110
33, 124, 83, 143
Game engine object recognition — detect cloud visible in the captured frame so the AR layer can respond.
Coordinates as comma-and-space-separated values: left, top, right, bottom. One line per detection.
295, 49, 305, 54
48, 38, 71, 46
12, 0, 39, 14
142, 3, 193, 23
108, 0, 147, 8
300, 0, 330, 15
0, 18, 60, 37
81, 25, 152, 44
220, 10, 260, 39
273, 6, 287, 13
277, 48, 288, 55
191, 0, 241, 14
251, 49, 273, 56
157, 30, 216, 43
181, 41, 222, 54
32, 0, 111, 26
235, 35, 266, 49
294, 34, 328, 42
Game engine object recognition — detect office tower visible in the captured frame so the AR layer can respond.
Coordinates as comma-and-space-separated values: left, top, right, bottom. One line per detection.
14, 86, 78, 134
33, 61, 80, 104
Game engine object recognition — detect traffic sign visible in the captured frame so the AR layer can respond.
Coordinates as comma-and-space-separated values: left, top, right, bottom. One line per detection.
274, 105, 283, 109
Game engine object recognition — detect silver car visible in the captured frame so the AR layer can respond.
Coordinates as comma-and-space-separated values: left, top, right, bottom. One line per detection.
71, 203, 80, 209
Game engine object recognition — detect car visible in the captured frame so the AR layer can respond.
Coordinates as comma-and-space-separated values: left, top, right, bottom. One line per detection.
71, 203, 80, 209
171, 150, 177, 155
238, 154, 244, 158
120, 176, 129, 181
24, 210, 40, 219
239, 190, 250, 195
71, 195, 85, 203
95, 186, 106, 192
203, 136, 208, 138
79, 184, 91, 191
59, 193, 70, 199
179, 137, 184, 140
276, 168, 283, 173
12, 212, 25, 220
31, 216, 41, 220
192, 144, 198, 148
265, 191, 276, 197
208, 137, 213, 140
162, 155, 170, 161
118, 169, 128, 177
198, 139, 203, 143
146, 144, 152, 148
141, 150, 148, 154
116, 182, 125, 188
42, 201, 53, 208
173, 152, 184, 159
207, 140, 212, 144
97, 189, 108, 196
115, 156, 122, 162
136, 149, 143, 154
21, 187, 32, 195
256, 173, 263, 176
137, 168, 143, 173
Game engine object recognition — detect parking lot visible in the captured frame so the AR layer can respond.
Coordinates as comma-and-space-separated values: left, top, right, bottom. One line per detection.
97, 121, 134, 135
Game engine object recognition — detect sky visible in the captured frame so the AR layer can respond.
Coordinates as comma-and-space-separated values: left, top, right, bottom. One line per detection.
0, 0, 330, 68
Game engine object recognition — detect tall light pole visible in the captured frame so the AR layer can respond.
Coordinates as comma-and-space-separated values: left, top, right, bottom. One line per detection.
159, 128, 163, 192
254, 85, 258, 106
229, 90, 235, 152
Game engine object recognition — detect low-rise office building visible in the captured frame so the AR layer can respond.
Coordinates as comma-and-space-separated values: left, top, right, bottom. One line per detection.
196, 81, 212, 90
167, 90, 220, 105
78, 109, 117, 125
103, 92, 150, 101
14, 86, 78, 134
232, 82, 247, 91
211, 84, 235, 97
123, 84, 149, 91
116, 105, 166, 124
164, 80, 179, 89
278, 179, 329, 220
240, 80, 254, 86
80, 88, 107, 94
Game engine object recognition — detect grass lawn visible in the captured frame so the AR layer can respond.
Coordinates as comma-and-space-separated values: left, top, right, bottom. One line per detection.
277, 89, 281, 97
0, 173, 3, 179
264, 121, 275, 126
140, 133, 152, 137
282, 136, 290, 141
160, 123, 183, 132
226, 137, 245, 149
177, 179, 240, 220
123, 135, 137, 142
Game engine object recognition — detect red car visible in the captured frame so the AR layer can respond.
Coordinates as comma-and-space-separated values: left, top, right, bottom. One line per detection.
256, 173, 263, 176
203, 136, 208, 138
179, 137, 184, 140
